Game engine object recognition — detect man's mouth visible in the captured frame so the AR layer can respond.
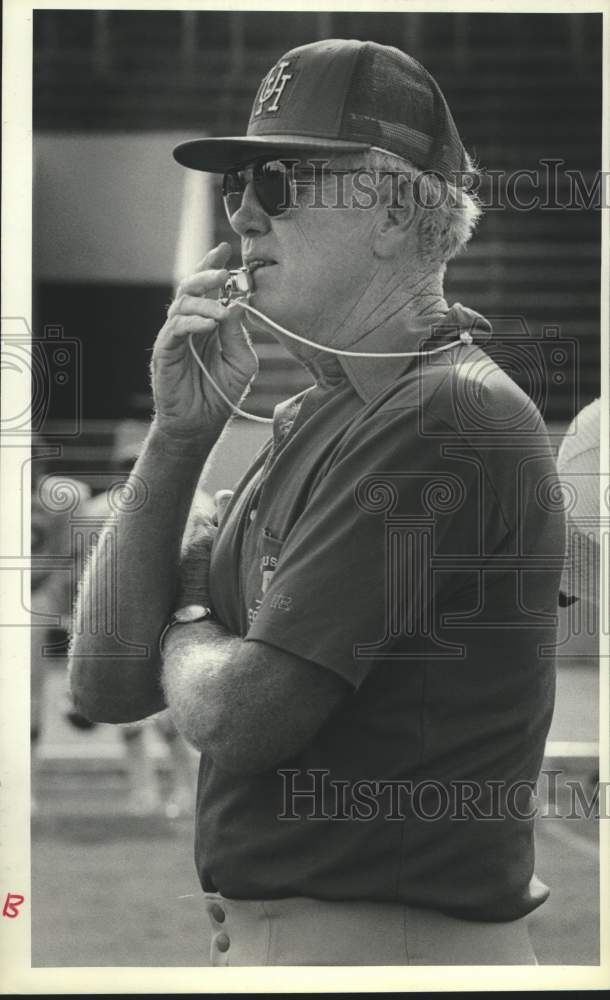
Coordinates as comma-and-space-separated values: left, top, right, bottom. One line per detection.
245, 259, 277, 273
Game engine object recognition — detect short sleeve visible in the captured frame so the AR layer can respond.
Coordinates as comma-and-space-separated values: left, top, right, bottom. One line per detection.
244, 410, 506, 688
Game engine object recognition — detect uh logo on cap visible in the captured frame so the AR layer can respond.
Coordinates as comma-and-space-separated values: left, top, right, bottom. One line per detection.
253, 59, 293, 116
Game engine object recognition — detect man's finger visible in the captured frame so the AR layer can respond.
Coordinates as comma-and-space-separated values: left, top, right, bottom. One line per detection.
177, 268, 231, 299
193, 242, 232, 273
159, 314, 219, 348
217, 313, 257, 367
167, 294, 229, 322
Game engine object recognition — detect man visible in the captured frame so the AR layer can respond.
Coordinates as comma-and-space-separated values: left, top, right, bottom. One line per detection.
70, 39, 566, 965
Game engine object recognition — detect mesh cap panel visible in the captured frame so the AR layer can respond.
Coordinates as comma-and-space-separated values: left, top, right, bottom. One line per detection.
340, 43, 468, 177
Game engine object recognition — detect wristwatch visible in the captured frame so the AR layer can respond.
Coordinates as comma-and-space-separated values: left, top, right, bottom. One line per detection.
159, 604, 213, 657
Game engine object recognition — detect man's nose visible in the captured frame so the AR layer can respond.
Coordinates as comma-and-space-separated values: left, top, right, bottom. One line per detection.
230, 180, 271, 237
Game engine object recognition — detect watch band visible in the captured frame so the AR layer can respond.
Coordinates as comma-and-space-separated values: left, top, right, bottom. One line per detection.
159, 604, 212, 657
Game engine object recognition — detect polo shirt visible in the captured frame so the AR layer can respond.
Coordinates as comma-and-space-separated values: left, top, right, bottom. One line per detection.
197, 302, 566, 922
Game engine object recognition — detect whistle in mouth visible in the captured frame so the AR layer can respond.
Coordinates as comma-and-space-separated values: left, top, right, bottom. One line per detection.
221, 268, 253, 304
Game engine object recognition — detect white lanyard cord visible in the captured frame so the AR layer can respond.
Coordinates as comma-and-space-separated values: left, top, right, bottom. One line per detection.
188, 332, 274, 424
187, 299, 473, 425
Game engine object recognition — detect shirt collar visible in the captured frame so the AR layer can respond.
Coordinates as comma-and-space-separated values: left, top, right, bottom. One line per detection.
273, 302, 494, 438
336, 302, 493, 404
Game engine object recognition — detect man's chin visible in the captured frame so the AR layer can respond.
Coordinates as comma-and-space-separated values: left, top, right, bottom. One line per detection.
242, 297, 274, 337
246, 294, 292, 336
243, 304, 318, 369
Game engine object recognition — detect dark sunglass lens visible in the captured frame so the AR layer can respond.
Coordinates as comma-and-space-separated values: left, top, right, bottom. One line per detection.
255, 161, 294, 216
222, 170, 245, 218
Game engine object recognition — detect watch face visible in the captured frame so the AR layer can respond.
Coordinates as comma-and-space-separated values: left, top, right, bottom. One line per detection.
174, 605, 211, 624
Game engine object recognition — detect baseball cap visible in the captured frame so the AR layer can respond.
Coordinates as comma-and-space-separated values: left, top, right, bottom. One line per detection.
173, 38, 469, 181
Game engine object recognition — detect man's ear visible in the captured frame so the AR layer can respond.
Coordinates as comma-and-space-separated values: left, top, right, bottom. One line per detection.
373, 177, 418, 259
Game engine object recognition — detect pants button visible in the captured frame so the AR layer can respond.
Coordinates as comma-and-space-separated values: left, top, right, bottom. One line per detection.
209, 903, 225, 923
215, 932, 230, 953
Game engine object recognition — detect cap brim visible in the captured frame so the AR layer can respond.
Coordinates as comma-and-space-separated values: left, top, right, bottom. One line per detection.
173, 135, 371, 173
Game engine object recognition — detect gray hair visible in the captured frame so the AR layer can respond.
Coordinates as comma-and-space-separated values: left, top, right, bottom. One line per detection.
326, 147, 482, 268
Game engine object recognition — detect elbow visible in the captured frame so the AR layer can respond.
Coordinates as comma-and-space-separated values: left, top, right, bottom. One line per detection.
168, 711, 266, 773
68, 656, 165, 725
192, 698, 313, 776
71, 691, 156, 725
206, 722, 289, 776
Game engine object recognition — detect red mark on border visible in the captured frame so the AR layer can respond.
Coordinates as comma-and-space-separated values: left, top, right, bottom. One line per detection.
2, 893, 25, 918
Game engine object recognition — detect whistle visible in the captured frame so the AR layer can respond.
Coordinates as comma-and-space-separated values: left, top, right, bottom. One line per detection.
221, 267, 253, 304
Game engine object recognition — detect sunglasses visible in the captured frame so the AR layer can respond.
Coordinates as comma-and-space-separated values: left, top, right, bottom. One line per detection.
222, 158, 330, 221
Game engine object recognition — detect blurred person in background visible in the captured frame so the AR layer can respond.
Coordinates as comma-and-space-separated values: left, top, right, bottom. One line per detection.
556, 397, 601, 795
31, 425, 197, 817
557, 398, 601, 610
70, 40, 565, 965
31, 450, 91, 812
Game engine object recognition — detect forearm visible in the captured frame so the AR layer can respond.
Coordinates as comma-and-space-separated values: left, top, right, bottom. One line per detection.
160, 619, 241, 754
69, 421, 219, 723
161, 623, 348, 776
69, 241, 257, 724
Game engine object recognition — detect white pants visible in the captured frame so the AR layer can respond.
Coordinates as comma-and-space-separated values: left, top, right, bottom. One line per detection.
204, 893, 538, 966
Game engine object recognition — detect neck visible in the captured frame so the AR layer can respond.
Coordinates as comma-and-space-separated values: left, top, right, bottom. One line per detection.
329, 262, 447, 352
297, 269, 447, 383
244, 264, 447, 372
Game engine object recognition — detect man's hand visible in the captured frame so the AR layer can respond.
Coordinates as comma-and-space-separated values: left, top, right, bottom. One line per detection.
151, 243, 258, 438
177, 512, 216, 608
177, 489, 234, 608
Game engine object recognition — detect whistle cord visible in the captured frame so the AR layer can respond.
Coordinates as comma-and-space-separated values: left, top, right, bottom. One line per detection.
187, 334, 274, 424
187, 299, 474, 425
